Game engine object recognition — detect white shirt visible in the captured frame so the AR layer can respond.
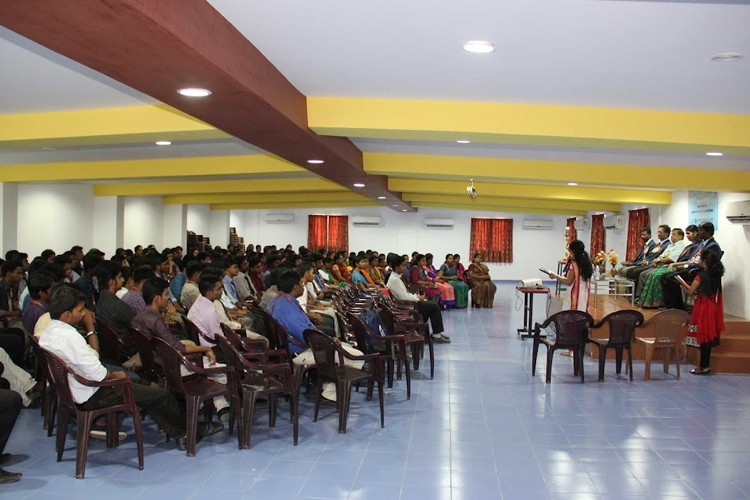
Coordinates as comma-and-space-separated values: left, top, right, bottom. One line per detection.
386, 272, 418, 302
39, 319, 107, 404
662, 240, 686, 263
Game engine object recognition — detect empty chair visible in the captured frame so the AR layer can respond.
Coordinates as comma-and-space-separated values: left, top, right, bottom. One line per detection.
303, 329, 384, 433
532, 310, 594, 383
589, 310, 645, 382
42, 347, 144, 479
635, 309, 690, 381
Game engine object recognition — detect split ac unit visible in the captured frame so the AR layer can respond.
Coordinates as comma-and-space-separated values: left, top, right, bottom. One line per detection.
425, 218, 455, 228
574, 218, 590, 231
264, 213, 294, 224
523, 219, 554, 230
603, 214, 624, 229
352, 216, 382, 227
726, 200, 750, 224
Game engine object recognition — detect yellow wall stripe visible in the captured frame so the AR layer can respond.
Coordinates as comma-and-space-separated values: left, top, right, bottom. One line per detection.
412, 202, 586, 216
402, 193, 621, 212
94, 178, 345, 197
164, 192, 371, 205
210, 201, 378, 210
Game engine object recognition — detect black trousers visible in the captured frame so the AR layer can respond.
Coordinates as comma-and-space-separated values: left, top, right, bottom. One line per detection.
0, 333, 24, 366
417, 300, 444, 335
661, 269, 694, 309
0, 389, 22, 455
700, 343, 713, 369
78, 382, 186, 438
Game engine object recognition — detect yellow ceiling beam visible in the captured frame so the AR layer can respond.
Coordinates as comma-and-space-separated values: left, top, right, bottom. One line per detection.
402, 193, 621, 212
309, 97, 750, 154
94, 178, 344, 197
0, 155, 304, 182
164, 191, 371, 205
412, 202, 586, 216
0, 104, 228, 148
389, 178, 671, 205
210, 201, 378, 210
366, 153, 750, 192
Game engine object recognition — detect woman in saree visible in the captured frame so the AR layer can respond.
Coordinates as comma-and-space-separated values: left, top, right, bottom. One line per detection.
332, 252, 351, 283
423, 253, 455, 307
468, 253, 497, 308
439, 254, 469, 308
640, 225, 698, 308
410, 254, 443, 305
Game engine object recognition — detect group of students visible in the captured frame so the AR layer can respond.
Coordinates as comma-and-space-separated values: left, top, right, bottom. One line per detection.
547, 221, 725, 374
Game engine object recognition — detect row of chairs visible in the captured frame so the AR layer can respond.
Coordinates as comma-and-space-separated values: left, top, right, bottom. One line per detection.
531, 308, 691, 383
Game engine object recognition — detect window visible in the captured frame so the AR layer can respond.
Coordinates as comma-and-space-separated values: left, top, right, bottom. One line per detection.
469, 218, 513, 263
307, 215, 348, 252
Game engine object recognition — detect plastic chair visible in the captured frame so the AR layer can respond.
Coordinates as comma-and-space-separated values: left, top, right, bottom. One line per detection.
532, 310, 594, 383
303, 329, 384, 433
41, 347, 144, 479
378, 306, 433, 379
635, 309, 690, 380
96, 320, 137, 367
151, 336, 239, 456
216, 336, 298, 448
129, 326, 164, 386
589, 310, 645, 382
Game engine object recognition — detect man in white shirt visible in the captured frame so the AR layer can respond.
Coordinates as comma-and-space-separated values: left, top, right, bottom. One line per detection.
635, 227, 687, 299
386, 255, 449, 343
39, 283, 190, 450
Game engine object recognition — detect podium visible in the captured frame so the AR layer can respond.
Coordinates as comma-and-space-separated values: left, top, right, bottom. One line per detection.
516, 286, 551, 339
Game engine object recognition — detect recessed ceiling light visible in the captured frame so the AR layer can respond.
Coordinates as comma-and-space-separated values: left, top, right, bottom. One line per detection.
155, 141, 172, 146
307, 159, 324, 164
353, 183, 365, 188
456, 140, 471, 144
463, 41, 495, 54
401, 209, 408, 212
177, 87, 211, 97
711, 52, 743, 63
567, 182, 578, 186
40, 147, 57, 151
706, 151, 724, 157
377, 196, 386, 200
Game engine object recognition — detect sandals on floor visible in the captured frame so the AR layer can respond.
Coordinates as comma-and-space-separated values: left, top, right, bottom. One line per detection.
690, 368, 711, 375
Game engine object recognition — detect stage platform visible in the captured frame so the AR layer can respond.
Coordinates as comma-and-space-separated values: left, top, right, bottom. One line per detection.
559, 294, 750, 374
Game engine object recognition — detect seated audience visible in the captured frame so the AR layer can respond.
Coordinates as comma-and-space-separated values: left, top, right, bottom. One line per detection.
121, 266, 155, 314
94, 261, 139, 367
467, 253, 497, 308
438, 254, 469, 308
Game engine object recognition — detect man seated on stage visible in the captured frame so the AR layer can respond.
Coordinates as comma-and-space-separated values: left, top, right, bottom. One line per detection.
268, 270, 363, 402
635, 227, 686, 299
621, 225, 670, 281
662, 221, 722, 310
386, 254, 450, 343
617, 227, 655, 278
39, 283, 190, 450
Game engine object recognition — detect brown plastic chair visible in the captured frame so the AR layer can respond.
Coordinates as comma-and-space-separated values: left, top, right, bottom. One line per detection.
96, 320, 136, 367
378, 306, 433, 379
635, 309, 690, 380
26, 332, 58, 436
589, 310, 645, 382
267, 315, 316, 400
304, 329, 384, 433
216, 336, 298, 448
151, 336, 240, 456
41, 347, 144, 479
532, 310, 594, 383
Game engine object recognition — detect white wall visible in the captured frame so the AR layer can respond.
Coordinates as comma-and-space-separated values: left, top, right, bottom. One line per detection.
92, 196, 124, 254
16, 183, 94, 257
186, 204, 211, 237
209, 210, 230, 248
0, 183, 19, 253
123, 196, 163, 250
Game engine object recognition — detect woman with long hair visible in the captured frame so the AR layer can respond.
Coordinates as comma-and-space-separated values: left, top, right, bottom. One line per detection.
681, 249, 724, 375
467, 252, 497, 308
409, 254, 443, 305
438, 254, 469, 308
548, 239, 593, 312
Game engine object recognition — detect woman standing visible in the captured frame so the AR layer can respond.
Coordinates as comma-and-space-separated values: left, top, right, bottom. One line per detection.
439, 254, 469, 308
681, 249, 724, 375
467, 253, 497, 308
549, 240, 593, 356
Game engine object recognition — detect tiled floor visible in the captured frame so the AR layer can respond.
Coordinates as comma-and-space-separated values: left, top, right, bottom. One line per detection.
3, 283, 750, 499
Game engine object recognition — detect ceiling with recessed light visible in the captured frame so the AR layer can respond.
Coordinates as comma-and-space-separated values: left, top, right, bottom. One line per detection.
0, 0, 749, 217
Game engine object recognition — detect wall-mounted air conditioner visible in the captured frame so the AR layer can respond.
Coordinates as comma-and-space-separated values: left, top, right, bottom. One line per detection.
352, 216, 382, 227
425, 218, 455, 228
523, 219, 554, 230
574, 218, 590, 231
726, 200, 750, 224
264, 213, 294, 224
603, 214, 624, 229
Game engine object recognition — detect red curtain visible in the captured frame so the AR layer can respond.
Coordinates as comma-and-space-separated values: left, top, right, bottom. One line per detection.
626, 208, 650, 261
326, 215, 349, 253
590, 214, 605, 257
308, 215, 349, 253
566, 217, 577, 243
470, 218, 513, 263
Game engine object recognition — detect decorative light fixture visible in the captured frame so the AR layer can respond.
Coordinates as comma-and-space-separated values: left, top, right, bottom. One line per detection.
567, 182, 578, 186
353, 183, 365, 188
307, 159, 324, 164
155, 141, 172, 146
456, 139, 471, 144
177, 87, 211, 97
466, 179, 478, 199
377, 196, 386, 200
706, 151, 724, 157
463, 41, 495, 54
711, 52, 743, 62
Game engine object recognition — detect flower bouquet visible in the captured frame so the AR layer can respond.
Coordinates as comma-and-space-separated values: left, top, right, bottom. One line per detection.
607, 249, 620, 276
